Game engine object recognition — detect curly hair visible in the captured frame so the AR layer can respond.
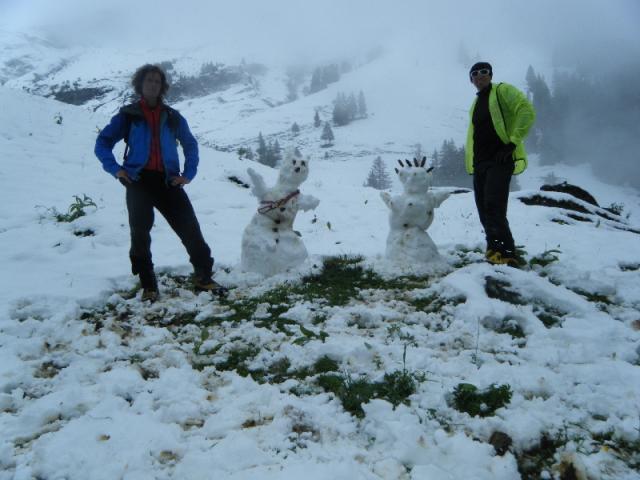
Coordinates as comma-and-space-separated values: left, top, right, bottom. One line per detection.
131, 64, 170, 99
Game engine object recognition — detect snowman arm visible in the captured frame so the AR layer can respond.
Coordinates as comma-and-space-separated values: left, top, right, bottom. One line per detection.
380, 191, 393, 210
298, 194, 320, 211
247, 168, 267, 199
431, 191, 450, 208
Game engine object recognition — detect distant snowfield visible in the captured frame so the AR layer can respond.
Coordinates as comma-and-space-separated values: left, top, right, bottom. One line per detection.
1, 86, 640, 479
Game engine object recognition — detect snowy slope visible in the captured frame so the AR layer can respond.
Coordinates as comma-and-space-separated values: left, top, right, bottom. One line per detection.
0, 29, 549, 160
1, 76, 640, 480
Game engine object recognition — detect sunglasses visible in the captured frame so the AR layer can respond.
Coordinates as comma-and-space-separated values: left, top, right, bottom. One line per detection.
470, 68, 491, 77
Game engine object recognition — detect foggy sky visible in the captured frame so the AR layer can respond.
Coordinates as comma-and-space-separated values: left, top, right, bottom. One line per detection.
1, 0, 639, 71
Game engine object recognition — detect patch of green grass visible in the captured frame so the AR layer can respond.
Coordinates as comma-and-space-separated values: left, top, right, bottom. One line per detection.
316, 373, 344, 393
204, 345, 261, 376
250, 354, 341, 385
311, 312, 328, 325
451, 383, 512, 417
602, 436, 640, 471
493, 316, 526, 339
515, 434, 566, 480
298, 255, 381, 306
529, 249, 561, 268
378, 370, 421, 408
218, 285, 293, 323
484, 277, 527, 305
295, 255, 431, 306
450, 246, 484, 268
312, 355, 340, 374
51, 194, 97, 223
571, 288, 613, 306
316, 369, 421, 418
407, 293, 465, 314
254, 316, 300, 336
292, 325, 329, 345
533, 305, 565, 328
252, 357, 293, 384
159, 311, 198, 327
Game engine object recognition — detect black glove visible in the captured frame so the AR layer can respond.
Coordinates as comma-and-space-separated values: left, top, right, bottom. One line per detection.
497, 143, 516, 163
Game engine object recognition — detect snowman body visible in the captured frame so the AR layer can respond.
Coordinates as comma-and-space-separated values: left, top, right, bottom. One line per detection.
241, 153, 319, 276
380, 162, 449, 266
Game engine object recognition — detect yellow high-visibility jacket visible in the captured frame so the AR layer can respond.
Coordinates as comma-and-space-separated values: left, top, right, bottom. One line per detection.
465, 82, 536, 175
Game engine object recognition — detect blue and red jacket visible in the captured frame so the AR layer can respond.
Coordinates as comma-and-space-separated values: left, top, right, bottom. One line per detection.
94, 101, 199, 181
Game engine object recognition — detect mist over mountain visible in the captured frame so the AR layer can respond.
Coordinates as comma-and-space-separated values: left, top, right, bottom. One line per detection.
2, 0, 638, 189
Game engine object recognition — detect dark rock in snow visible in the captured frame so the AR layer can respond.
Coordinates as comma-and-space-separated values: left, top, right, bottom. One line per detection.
541, 182, 599, 207
489, 431, 512, 456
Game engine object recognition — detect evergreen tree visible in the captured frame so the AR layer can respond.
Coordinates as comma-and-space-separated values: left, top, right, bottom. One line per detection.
364, 156, 392, 190
347, 93, 358, 122
413, 143, 424, 161
432, 139, 471, 188
256, 132, 267, 164
309, 64, 341, 94
321, 122, 334, 147
291, 122, 300, 135
332, 93, 350, 126
525, 65, 537, 95
264, 141, 275, 167
273, 139, 282, 166
237, 146, 254, 161
314, 110, 321, 127
357, 90, 367, 118
323, 64, 340, 84
525, 65, 559, 164
309, 67, 324, 94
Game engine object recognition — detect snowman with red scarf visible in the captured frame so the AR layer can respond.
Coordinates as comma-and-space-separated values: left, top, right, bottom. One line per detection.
241, 149, 320, 276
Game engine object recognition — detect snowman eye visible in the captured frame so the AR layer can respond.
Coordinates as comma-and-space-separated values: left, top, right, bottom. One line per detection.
293, 160, 297, 165
301, 161, 306, 166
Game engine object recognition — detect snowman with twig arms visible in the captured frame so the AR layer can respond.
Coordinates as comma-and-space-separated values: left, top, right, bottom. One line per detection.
241, 149, 320, 276
380, 157, 450, 267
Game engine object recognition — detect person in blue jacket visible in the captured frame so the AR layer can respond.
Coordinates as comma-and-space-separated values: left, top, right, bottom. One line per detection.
95, 64, 224, 301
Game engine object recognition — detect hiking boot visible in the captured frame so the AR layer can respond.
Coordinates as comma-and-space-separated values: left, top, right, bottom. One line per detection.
486, 251, 510, 265
141, 288, 159, 302
193, 274, 229, 296
487, 251, 525, 268
139, 270, 159, 301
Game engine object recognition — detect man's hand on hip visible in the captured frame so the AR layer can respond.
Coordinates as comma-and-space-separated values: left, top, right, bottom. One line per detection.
497, 143, 516, 163
170, 176, 190, 187
116, 169, 132, 184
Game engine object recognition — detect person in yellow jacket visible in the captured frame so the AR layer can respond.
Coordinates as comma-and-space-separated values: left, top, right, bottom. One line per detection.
465, 62, 535, 266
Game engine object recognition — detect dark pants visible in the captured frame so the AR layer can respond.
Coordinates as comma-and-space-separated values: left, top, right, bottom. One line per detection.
473, 161, 515, 255
124, 171, 213, 276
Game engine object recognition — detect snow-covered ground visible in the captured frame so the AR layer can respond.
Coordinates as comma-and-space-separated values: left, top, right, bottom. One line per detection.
1, 71, 640, 480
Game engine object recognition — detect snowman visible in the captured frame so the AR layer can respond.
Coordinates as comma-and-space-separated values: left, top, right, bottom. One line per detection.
380, 157, 450, 267
241, 149, 320, 276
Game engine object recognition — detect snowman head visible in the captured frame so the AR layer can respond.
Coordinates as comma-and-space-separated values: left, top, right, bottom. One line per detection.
278, 148, 309, 188
395, 157, 434, 194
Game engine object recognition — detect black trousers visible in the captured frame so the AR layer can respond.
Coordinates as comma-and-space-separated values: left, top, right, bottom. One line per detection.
124, 171, 213, 276
473, 161, 515, 255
